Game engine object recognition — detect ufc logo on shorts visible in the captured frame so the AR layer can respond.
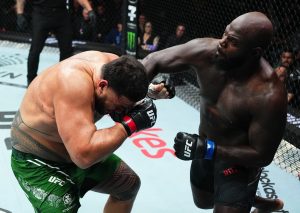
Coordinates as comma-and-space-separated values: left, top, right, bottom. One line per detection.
147, 110, 156, 126
48, 176, 65, 186
184, 139, 193, 157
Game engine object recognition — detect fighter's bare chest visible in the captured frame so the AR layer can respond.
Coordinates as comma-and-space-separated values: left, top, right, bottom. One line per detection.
200, 83, 250, 133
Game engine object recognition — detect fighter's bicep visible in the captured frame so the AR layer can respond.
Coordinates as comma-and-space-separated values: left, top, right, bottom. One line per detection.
164, 39, 212, 67
147, 44, 195, 72
248, 106, 285, 162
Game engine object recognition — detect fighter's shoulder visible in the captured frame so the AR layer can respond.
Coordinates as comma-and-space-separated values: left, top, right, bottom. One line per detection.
56, 58, 94, 91
185, 37, 218, 47
180, 38, 219, 56
251, 76, 286, 113
261, 59, 286, 96
103, 52, 119, 61
69, 51, 119, 63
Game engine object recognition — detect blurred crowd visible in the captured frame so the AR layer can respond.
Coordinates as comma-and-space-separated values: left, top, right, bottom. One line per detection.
0, 0, 123, 46
0, 0, 191, 52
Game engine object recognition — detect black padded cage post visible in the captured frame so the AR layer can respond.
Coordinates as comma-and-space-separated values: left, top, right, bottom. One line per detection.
122, 0, 139, 56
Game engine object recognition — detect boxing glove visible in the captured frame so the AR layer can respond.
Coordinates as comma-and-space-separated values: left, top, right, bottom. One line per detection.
148, 74, 175, 99
173, 132, 216, 160
110, 111, 126, 123
112, 97, 157, 136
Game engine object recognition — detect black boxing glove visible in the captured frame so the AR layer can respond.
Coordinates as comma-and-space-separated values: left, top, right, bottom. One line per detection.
173, 132, 216, 160
113, 97, 157, 136
148, 74, 175, 99
88, 10, 97, 26
110, 111, 125, 123
17, 14, 28, 32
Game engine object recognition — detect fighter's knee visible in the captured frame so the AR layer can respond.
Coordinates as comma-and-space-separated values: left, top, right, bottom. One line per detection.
191, 184, 214, 209
114, 171, 141, 201
130, 173, 141, 197
193, 198, 214, 209
192, 191, 214, 209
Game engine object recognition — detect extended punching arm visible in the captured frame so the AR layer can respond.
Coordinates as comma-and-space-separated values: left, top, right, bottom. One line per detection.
141, 39, 208, 80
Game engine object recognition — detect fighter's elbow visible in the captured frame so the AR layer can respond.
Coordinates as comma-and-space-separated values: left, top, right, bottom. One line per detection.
75, 161, 90, 170
70, 146, 94, 169
73, 154, 92, 169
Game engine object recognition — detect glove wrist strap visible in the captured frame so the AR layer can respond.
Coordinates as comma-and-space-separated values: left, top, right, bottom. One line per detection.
122, 116, 137, 136
204, 139, 215, 160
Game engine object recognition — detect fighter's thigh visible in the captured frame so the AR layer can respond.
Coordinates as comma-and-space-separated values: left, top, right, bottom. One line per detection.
213, 162, 260, 212
79, 154, 140, 201
190, 159, 214, 209
11, 153, 80, 213
213, 205, 249, 213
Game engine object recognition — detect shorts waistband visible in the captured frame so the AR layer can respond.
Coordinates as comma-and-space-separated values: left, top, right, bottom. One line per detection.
12, 147, 35, 160
12, 147, 74, 167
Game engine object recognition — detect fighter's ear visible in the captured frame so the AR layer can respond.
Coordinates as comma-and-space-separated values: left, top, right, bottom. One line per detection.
99, 79, 108, 88
98, 79, 108, 94
252, 47, 263, 58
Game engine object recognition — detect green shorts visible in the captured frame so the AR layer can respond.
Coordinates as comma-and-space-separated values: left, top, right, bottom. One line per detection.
11, 148, 121, 213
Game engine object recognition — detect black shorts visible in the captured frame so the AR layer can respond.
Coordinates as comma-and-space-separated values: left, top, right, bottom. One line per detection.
190, 159, 261, 209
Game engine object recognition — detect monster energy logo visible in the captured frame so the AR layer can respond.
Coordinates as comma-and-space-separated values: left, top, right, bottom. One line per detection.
127, 31, 136, 50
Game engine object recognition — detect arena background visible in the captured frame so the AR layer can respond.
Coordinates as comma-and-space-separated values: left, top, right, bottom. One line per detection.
0, 0, 299, 211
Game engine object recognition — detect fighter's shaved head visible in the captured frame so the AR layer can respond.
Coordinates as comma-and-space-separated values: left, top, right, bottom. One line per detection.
230, 11, 273, 49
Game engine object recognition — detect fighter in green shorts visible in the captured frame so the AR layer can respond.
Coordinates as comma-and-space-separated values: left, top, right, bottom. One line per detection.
11, 133, 126, 212
10, 52, 171, 213
11, 111, 135, 212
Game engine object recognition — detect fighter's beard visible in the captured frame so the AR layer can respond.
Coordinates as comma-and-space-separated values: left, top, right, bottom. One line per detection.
94, 97, 106, 115
215, 55, 245, 71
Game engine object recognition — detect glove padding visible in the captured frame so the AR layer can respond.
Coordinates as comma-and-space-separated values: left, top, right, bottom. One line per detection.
88, 10, 97, 26
112, 97, 157, 136
174, 132, 216, 160
17, 14, 28, 32
148, 74, 175, 99
110, 111, 125, 123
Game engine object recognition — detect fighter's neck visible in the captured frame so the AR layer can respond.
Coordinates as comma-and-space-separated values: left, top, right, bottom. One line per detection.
92, 67, 103, 88
227, 58, 261, 81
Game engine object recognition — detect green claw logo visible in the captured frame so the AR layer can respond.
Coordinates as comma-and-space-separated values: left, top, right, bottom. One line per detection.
127, 32, 136, 50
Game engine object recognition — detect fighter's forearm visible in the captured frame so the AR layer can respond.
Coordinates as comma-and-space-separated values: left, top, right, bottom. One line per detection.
69, 123, 127, 169
16, 0, 26, 14
142, 50, 190, 81
76, 0, 93, 11
142, 53, 161, 80
215, 144, 273, 167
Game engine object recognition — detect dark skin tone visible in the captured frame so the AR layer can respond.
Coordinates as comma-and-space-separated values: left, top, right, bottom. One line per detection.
142, 12, 286, 213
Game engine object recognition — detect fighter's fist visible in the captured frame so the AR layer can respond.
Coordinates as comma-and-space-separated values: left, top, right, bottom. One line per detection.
148, 74, 175, 99
173, 132, 216, 160
117, 97, 157, 136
